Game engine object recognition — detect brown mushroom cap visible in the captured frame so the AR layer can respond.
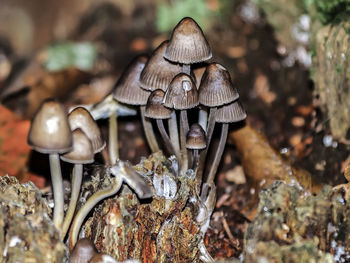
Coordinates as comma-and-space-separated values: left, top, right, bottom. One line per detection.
199, 63, 239, 107
164, 17, 212, 64
113, 55, 150, 106
186, 123, 206, 150
89, 253, 118, 263
61, 128, 94, 164
28, 99, 72, 154
163, 73, 199, 110
145, 89, 172, 119
70, 238, 97, 263
68, 107, 105, 153
140, 40, 182, 92
215, 101, 247, 123
193, 64, 207, 86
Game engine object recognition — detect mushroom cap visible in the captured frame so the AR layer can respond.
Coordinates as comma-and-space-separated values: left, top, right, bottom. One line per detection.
61, 129, 94, 164
68, 107, 105, 153
199, 63, 239, 107
164, 17, 212, 64
163, 73, 199, 110
140, 40, 182, 91
215, 101, 247, 123
113, 55, 150, 106
193, 64, 207, 86
89, 253, 118, 263
145, 89, 172, 119
186, 123, 206, 150
28, 99, 72, 154
69, 238, 97, 263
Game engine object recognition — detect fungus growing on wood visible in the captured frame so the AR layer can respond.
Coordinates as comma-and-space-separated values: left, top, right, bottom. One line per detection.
186, 123, 206, 170
27, 99, 72, 232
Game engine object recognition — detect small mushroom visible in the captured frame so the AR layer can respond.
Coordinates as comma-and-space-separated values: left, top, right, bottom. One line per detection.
145, 89, 177, 159
70, 238, 97, 263
163, 73, 198, 172
60, 128, 94, 239
164, 17, 212, 74
206, 101, 246, 185
89, 253, 118, 263
27, 99, 72, 232
113, 55, 159, 156
186, 123, 206, 170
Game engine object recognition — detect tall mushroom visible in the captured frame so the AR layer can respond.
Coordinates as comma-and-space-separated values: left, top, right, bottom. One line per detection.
145, 89, 176, 158
113, 55, 159, 156
28, 99, 72, 232
163, 73, 198, 172
140, 40, 182, 159
60, 128, 94, 239
206, 101, 246, 185
164, 17, 212, 75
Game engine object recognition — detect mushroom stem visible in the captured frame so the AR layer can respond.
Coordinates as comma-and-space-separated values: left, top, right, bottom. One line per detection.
192, 149, 199, 171
198, 107, 208, 130
140, 106, 160, 153
61, 164, 83, 239
49, 153, 65, 233
180, 110, 189, 172
68, 175, 123, 251
108, 111, 118, 165
206, 123, 228, 185
196, 107, 217, 188
183, 64, 191, 75
156, 119, 176, 157
168, 111, 181, 161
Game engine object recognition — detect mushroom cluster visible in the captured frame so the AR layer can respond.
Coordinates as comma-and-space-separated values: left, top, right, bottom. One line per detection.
112, 17, 246, 192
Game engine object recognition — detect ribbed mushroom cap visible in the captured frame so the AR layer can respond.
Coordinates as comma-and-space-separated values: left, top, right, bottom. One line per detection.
199, 63, 239, 107
164, 17, 212, 64
216, 101, 247, 123
28, 99, 72, 154
140, 41, 182, 92
186, 123, 206, 150
113, 55, 150, 106
163, 73, 199, 110
68, 107, 105, 153
89, 253, 118, 263
145, 89, 172, 119
61, 129, 94, 164
70, 238, 97, 263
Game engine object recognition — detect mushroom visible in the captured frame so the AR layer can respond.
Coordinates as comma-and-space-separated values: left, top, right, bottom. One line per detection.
145, 89, 177, 158
206, 101, 246, 185
140, 40, 182, 156
163, 73, 198, 172
68, 161, 152, 251
27, 99, 72, 232
197, 63, 239, 183
89, 253, 118, 263
70, 238, 97, 263
60, 128, 94, 239
113, 55, 160, 156
186, 123, 206, 171
164, 17, 212, 75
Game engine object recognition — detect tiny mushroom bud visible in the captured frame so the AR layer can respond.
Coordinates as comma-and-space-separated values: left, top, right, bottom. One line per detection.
61, 128, 94, 239
186, 123, 207, 170
70, 238, 97, 263
28, 99, 72, 233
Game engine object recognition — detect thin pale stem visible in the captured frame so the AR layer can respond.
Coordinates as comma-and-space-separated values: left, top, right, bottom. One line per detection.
180, 110, 189, 172
168, 111, 181, 161
140, 106, 160, 153
183, 64, 191, 75
68, 176, 123, 251
61, 164, 83, 240
206, 123, 228, 185
108, 111, 118, 165
156, 119, 175, 156
198, 107, 208, 131
192, 149, 199, 171
49, 154, 65, 235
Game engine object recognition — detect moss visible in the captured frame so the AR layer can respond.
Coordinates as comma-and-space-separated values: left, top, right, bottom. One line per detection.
312, 0, 350, 25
